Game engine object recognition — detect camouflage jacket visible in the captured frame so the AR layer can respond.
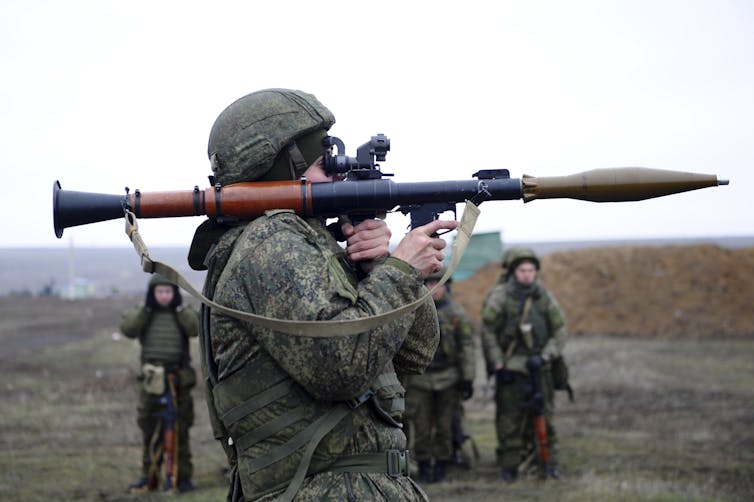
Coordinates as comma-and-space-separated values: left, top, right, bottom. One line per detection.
407, 292, 476, 391
480, 277, 567, 374
200, 210, 438, 500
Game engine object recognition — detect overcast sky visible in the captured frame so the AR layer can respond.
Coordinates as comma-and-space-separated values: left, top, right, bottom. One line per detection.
1, 0, 751, 250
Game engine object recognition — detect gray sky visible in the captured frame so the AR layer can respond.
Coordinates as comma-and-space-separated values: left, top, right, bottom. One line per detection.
1, 0, 751, 249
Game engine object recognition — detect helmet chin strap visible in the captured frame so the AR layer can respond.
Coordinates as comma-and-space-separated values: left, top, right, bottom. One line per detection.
286, 142, 309, 179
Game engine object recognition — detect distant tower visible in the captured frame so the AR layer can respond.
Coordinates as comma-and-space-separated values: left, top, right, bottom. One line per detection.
66, 236, 75, 299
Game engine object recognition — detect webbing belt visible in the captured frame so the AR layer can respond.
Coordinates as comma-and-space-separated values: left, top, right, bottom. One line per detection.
123, 201, 481, 337
328, 450, 411, 478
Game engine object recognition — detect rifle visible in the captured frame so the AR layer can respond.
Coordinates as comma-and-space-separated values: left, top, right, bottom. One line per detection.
52, 134, 728, 238
152, 372, 179, 492
525, 355, 550, 478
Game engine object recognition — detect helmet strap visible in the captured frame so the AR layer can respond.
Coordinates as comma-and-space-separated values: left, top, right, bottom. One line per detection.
286, 142, 309, 179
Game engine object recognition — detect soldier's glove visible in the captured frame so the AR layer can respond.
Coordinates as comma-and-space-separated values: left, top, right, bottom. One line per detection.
486, 363, 496, 378
460, 380, 474, 400
526, 355, 544, 372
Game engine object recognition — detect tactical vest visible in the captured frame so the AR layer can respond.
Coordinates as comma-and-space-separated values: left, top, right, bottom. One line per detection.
498, 283, 552, 357
199, 213, 406, 500
139, 309, 191, 369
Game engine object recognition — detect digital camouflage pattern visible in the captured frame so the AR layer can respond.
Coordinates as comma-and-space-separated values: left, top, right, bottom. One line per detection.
480, 275, 567, 470
207, 89, 335, 185
406, 292, 475, 464
202, 210, 438, 501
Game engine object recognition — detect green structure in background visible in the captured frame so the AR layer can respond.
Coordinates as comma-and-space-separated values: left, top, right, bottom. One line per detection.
446, 231, 503, 281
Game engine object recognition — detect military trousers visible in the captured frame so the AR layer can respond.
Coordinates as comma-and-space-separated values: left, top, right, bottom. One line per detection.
136, 379, 194, 483
408, 385, 461, 462
494, 367, 558, 470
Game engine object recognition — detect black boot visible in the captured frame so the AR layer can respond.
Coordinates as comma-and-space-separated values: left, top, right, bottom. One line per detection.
544, 466, 561, 479
177, 479, 196, 492
500, 468, 517, 483
128, 478, 151, 494
417, 461, 432, 483
434, 460, 448, 483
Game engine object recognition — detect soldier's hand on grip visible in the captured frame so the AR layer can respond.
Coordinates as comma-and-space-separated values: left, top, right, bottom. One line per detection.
391, 219, 458, 278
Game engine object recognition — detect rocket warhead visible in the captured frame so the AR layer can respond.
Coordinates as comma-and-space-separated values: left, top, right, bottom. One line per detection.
521, 167, 727, 203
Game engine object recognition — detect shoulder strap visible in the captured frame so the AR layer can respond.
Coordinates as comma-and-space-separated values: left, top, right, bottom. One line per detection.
122, 201, 480, 338
504, 295, 534, 360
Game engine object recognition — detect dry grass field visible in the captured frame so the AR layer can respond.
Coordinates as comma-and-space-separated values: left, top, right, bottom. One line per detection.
1, 242, 753, 502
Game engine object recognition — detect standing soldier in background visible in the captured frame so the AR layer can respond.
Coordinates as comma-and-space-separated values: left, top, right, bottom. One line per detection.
406, 268, 476, 483
481, 248, 567, 482
120, 274, 200, 493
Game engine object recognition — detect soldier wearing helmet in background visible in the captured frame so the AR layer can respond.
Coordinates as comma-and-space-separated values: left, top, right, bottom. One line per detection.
187, 89, 457, 501
405, 268, 475, 484
480, 247, 567, 482
119, 274, 200, 493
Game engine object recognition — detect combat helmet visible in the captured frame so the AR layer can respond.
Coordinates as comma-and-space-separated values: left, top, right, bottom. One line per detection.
502, 247, 540, 272
207, 88, 336, 185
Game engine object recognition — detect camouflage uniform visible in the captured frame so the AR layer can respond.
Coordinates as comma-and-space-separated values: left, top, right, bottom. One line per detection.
480, 250, 567, 475
405, 289, 475, 482
191, 89, 440, 501
120, 275, 200, 490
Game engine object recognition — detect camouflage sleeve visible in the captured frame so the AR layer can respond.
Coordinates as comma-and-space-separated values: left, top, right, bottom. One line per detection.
119, 304, 149, 339
455, 305, 477, 382
391, 293, 439, 377
480, 286, 506, 370
177, 307, 200, 338
235, 226, 431, 401
542, 291, 567, 360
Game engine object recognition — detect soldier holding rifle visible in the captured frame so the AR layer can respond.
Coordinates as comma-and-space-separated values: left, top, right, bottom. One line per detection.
120, 274, 199, 493
481, 247, 566, 482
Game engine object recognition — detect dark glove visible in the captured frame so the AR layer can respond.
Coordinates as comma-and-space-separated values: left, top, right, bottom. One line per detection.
526, 355, 544, 373
486, 362, 496, 378
460, 380, 474, 401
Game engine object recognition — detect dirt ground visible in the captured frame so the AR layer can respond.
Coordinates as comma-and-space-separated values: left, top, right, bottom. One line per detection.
1, 244, 752, 501
455, 244, 754, 337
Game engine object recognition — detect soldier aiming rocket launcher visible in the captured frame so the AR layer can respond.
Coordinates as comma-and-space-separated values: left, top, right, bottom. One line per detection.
52, 133, 729, 238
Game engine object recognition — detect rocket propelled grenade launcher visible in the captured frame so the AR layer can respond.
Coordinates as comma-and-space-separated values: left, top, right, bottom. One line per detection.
52, 134, 729, 238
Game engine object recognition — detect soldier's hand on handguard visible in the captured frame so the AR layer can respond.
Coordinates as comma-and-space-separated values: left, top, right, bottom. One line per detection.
342, 219, 391, 265
391, 219, 458, 278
